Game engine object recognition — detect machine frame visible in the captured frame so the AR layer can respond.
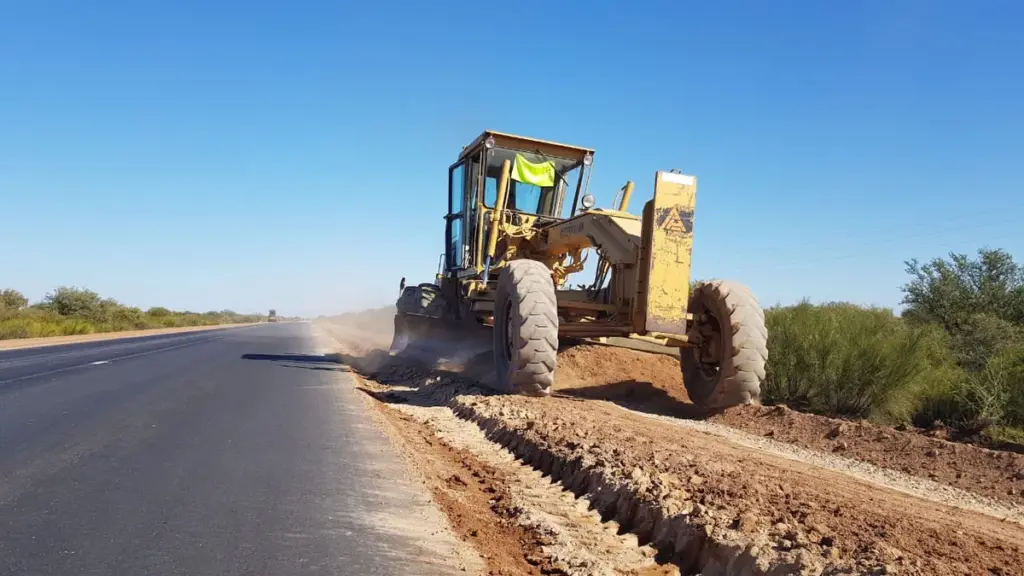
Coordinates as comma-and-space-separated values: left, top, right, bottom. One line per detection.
392, 130, 767, 410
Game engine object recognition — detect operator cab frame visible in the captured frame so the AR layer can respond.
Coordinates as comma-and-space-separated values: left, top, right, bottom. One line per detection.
443, 131, 595, 277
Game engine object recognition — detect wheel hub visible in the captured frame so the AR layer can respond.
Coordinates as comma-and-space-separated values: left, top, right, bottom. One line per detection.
695, 308, 723, 378
503, 301, 514, 363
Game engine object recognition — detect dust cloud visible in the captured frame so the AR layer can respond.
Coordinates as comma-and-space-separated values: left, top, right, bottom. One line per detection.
321, 306, 495, 384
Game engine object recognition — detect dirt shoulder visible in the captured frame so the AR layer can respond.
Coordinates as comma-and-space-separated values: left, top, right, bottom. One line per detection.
317, 319, 1024, 575
454, 393, 1024, 575
0, 323, 260, 351
554, 343, 1024, 506
315, 324, 673, 576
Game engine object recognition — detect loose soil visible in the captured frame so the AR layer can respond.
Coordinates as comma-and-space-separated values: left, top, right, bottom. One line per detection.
361, 405, 550, 575
321, 325, 677, 575
713, 404, 1024, 504
554, 343, 1024, 506
451, 394, 1024, 575
318, 317, 1024, 574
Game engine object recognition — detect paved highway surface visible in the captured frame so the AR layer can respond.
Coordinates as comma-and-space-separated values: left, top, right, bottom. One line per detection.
0, 323, 473, 575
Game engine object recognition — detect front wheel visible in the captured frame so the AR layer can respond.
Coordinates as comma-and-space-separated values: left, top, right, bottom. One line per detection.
681, 280, 768, 410
493, 260, 558, 396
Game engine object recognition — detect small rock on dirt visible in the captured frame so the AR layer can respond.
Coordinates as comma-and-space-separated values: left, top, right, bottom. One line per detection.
735, 511, 759, 530
827, 423, 847, 439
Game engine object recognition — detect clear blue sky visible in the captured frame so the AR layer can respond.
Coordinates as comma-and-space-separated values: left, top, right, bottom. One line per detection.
2, 1, 1022, 317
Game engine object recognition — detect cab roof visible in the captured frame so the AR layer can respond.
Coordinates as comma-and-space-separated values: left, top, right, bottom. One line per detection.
458, 130, 595, 163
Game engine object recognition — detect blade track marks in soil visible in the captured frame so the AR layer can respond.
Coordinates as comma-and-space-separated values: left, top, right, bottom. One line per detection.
318, 320, 1024, 575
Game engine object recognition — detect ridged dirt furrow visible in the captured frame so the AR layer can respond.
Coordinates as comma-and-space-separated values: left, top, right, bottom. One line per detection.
448, 394, 1024, 575
317, 319, 1024, 575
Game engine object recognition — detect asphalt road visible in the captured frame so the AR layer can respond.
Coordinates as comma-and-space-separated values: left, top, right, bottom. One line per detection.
0, 322, 474, 575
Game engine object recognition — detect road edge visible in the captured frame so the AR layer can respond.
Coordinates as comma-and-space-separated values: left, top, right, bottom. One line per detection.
0, 322, 265, 351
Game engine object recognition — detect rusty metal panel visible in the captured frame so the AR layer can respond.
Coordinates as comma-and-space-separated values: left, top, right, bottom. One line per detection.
458, 130, 594, 163
643, 171, 696, 337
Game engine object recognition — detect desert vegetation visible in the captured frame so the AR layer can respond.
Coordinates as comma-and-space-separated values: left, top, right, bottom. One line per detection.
763, 247, 1024, 443
0, 286, 262, 340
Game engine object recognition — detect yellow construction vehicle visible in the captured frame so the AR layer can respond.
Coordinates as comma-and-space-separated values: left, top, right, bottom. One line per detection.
390, 130, 767, 410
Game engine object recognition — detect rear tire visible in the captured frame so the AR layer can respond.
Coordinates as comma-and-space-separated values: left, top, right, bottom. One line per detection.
681, 280, 768, 410
493, 260, 558, 396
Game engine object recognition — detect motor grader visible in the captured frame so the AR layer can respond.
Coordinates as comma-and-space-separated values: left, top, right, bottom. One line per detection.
389, 130, 767, 410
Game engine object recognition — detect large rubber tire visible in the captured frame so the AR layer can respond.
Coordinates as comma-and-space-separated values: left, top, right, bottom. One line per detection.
396, 283, 444, 317
493, 260, 558, 396
681, 280, 768, 410
391, 283, 447, 354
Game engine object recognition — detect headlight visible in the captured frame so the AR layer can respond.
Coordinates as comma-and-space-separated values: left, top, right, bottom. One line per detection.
581, 193, 596, 210
583, 153, 593, 166
485, 136, 496, 149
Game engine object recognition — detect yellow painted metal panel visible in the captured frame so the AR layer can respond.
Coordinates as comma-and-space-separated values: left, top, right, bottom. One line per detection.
644, 171, 696, 337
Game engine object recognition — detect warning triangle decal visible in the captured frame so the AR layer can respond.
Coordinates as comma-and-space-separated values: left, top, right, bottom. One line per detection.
655, 206, 693, 237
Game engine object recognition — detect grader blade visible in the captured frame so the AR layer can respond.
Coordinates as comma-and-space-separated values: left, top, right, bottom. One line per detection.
388, 314, 431, 356
389, 312, 493, 373
388, 314, 455, 356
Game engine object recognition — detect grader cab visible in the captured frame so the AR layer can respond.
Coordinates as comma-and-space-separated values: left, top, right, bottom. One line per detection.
390, 130, 767, 410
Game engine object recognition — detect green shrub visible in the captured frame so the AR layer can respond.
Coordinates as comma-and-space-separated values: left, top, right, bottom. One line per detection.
0, 286, 261, 341
949, 313, 1022, 371
916, 342, 1024, 432
763, 301, 956, 422
60, 319, 95, 336
0, 288, 28, 310
0, 318, 35, 339
40, 286, 103, 317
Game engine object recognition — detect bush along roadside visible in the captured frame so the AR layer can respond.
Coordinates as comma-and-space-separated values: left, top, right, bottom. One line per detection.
0, 286, 263, 340
760, 247, 1024, 446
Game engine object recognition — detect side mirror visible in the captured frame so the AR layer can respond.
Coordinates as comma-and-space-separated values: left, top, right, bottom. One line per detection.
399, 277, 406, 294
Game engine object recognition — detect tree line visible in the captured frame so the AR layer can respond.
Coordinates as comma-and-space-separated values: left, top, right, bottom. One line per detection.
0, 286, 264, 339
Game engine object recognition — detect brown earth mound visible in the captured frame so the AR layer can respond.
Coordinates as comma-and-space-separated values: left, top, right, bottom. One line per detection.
453, 394, 1024, 575
713, 404, 1024, 505
552, 343, 1024, 506
554, 343, 694, 417
323, 336, 1024, 574
321, 319, 1024, 508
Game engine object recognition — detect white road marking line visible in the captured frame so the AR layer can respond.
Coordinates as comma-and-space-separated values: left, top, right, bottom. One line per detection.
89, 361, 109, 365
0, 336, 223, 386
